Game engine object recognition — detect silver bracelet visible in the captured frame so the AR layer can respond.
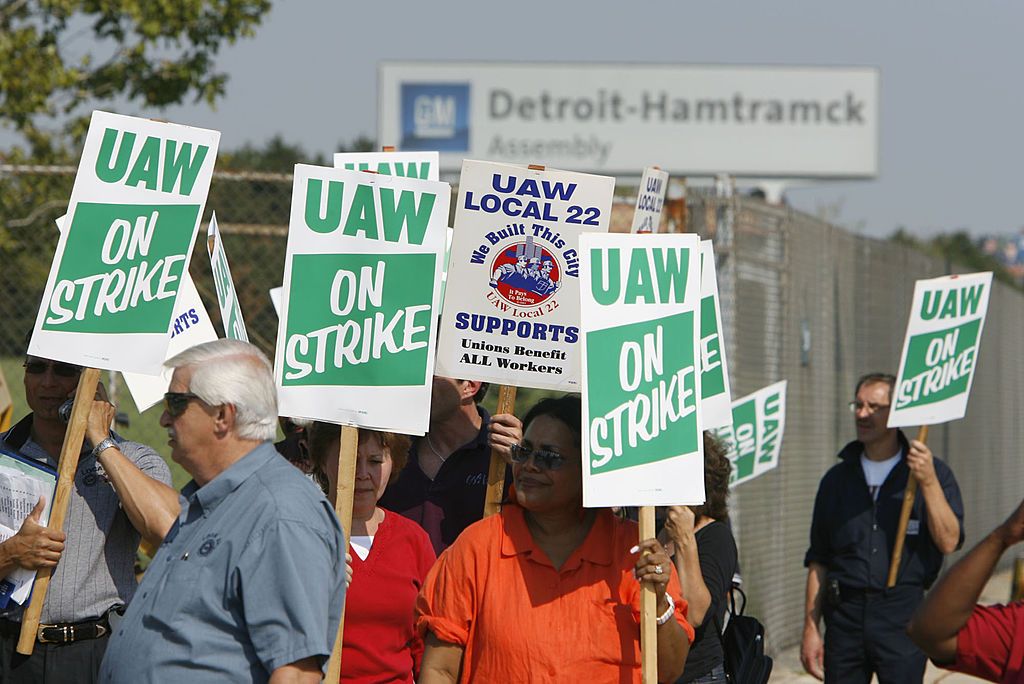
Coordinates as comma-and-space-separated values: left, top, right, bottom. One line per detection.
656, 593, 676, 626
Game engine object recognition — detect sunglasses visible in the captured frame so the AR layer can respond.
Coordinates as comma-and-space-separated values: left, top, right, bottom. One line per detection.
23, 360, 82, 377
163, 392, 203, 418
509, 443, 567, 471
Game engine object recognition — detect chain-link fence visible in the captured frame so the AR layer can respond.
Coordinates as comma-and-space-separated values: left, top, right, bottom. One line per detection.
3, 165, 1023, 655
687, 191, 1024, 655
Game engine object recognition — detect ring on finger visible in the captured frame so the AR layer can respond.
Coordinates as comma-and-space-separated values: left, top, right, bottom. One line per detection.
654, 564, 663, 574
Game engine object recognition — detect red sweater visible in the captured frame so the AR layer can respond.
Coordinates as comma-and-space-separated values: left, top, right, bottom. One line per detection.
341, 510, 436, 683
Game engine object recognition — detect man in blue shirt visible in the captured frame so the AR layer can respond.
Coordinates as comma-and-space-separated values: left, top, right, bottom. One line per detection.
99, 339, 346, 683
801, 372, 964, 684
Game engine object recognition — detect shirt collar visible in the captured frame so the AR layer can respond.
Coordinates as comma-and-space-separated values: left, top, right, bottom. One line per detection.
500, 504, 615, 569
183, 441, 276, 515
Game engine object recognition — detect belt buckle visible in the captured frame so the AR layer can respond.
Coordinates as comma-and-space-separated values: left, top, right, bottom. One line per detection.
36, 623, 75, 644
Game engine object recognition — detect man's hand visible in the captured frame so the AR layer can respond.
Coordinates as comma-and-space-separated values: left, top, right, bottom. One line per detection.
995, 496, 1024, 548
906, 439, 938, 488
662, 505, 697, 551
344, 551, 354, 588
85, 383, 117, 449
5, 498, 65, 570
800, 624, 825, 680
487, 413, 523, 465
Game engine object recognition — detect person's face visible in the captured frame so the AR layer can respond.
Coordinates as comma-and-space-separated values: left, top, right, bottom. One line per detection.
513, 414, 583, 514
23, 356, 81, 422
542, 262, 553, 276
159, 366, 218, 474
430, 376, 465, 422
354, 434, 392, 515
853, 381, 895, 446
516, 256, 528, 269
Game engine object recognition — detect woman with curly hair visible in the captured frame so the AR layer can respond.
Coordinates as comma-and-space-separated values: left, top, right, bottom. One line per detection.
663, 433, 739, 684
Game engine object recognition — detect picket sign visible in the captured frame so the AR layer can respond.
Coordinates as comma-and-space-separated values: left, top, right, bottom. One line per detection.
481, 162, 550, 518
885, 272, 992, 587
207, 213, 249, 342
630, 166, 669, 234
20, 112, 219, 654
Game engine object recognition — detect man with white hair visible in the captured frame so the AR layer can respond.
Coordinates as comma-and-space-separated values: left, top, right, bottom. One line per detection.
98, 339, 346, 683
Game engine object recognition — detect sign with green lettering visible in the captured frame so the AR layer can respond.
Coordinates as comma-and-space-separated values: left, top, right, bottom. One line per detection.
711, 381, 787, 488
888, 272, 992, 427
274, 164, 450, 435
29, 111, 219, 373
699, 240, 733, 429
207, 213, 249, 342
580, 233, 705, 507
333, 151, 439, 181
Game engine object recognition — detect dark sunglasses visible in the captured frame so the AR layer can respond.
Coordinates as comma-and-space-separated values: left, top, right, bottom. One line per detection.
23, 360, 82, 377
163, 392, 203, 418
509, 443, 567, 471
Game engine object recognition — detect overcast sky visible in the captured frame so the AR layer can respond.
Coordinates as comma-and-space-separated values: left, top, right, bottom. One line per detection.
18, 1, 1024, 239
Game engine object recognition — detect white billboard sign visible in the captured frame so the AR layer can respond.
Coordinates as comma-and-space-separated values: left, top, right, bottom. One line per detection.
379, 62, 879, 178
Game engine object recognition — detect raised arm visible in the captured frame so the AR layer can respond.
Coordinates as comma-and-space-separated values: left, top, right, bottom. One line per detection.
663, 506, 711, 627
86, 390, 179, 547
907, 440, 961, 554
908, 496, 1024, 663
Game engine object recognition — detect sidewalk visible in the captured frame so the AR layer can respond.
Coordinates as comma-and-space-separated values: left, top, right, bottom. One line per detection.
769, 570, 1013, 683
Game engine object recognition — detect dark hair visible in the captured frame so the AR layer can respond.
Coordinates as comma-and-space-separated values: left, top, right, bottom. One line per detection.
307, 422, 411, 492
522, 394, 581, 443
691, 432, 731, 522
855, 372, 896, 400
473, 382, 490, 404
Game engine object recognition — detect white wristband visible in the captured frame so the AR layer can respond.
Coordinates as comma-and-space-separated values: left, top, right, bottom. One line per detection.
656, 593, 675, 626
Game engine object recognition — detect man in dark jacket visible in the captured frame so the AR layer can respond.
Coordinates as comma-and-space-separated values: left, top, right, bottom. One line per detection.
801, 372, 964, 684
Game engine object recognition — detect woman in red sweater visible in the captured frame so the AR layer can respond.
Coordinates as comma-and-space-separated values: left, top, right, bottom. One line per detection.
311, 423, 436, 683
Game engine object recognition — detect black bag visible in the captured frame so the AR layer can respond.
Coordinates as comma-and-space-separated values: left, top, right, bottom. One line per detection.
716, 585, 773, 684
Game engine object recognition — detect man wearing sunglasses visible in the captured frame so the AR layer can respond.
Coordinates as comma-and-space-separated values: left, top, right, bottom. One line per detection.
99, 339, 346, 684
801, 372, 964, 684
0, 354, 177, 684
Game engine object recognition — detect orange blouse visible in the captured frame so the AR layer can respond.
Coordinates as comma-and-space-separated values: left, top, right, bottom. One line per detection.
416, 505, 695, 683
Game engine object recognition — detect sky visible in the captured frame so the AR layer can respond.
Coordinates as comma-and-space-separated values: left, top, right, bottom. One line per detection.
15, 1, 1024, 239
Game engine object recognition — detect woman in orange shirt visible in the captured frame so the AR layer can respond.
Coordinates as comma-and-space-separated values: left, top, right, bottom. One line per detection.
417, 395, 694, 683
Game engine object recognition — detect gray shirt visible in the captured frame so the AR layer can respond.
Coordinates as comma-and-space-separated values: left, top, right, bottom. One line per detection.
99, 442, 346, 683
0, 423, 171, 623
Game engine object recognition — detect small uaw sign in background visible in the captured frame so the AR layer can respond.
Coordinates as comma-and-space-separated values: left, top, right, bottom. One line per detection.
274, 165, 450, 435
698, 240, 732, 429
630, 167, 669, 234
29, 111, 219, 373
712, 381, 787, 488
334, 151, 439, 181
207, 213, 248, 342
580, 233, 704, 507
436, 160, 614, 391
889, 272, 993, 427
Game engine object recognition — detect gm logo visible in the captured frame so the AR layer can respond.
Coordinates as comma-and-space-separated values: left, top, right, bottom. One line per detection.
401, 83, 470, 152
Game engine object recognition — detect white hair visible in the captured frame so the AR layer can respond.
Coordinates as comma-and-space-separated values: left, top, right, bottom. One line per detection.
165, 339, 278, 441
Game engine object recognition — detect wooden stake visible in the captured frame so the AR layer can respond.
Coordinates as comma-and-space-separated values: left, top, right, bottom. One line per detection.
483, 385, 517, 518
639, 506, 658, 684
18, 367, 101, 654
325, 425, 359, 681
887, 424, 930, 588
382, 146, 396, 152
0, 363, 12, 432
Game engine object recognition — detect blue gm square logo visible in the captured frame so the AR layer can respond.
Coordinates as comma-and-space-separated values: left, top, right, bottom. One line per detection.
401, 83, 470, 152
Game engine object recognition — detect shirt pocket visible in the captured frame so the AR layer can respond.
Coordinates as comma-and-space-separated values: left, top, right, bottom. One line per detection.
830, 516, 866, 554
586, 598, 640, 668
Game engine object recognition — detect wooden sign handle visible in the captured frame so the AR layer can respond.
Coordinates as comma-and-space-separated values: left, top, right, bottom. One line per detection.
325, 425, 359, 681
18, 367, 101, 654
639, 506, 658, 684
887, 424, 930, 588
483, 385, 517, 518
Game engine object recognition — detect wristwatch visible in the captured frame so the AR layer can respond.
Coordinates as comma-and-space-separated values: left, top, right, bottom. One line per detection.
91, 437, 118, 459
656, 593, 676, 626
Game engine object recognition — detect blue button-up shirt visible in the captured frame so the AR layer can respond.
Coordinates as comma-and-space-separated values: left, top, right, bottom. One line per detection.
99, 442, 346, 683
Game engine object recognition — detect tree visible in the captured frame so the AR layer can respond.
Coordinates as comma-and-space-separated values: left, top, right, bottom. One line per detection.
0, 0, 271, 158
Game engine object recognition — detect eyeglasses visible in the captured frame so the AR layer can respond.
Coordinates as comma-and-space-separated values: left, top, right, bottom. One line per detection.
848, 401, 890, 414
163, 392, 203, 418
509, 443, 567, 471
23, 360, 82, 377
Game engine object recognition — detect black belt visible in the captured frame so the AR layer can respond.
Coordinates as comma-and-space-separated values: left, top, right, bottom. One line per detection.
838, 584, 885, 602
0, 612, 112, 645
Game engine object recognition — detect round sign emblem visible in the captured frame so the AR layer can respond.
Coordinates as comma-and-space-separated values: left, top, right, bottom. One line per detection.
488, 241, 561, 308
